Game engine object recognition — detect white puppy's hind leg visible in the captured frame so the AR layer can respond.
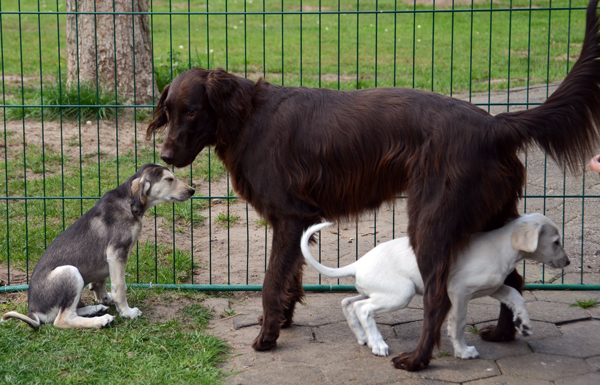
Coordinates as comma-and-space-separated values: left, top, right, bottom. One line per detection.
491, 285, 532, 337
50, 266, 115, 329
448, 292, 479, 359
341, 295, 369, 345
354, 282, 415, 357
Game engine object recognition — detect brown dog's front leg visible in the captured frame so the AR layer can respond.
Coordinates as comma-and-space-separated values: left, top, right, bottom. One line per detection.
392, 264, 452, 371
252, 219, 308, 351
479, 269, 523, 342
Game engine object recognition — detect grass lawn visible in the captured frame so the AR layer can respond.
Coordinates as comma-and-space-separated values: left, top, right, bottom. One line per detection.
0, 289, 231, 385
0, 0, 591, 99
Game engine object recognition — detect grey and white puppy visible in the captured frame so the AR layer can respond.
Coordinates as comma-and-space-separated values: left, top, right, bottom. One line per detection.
2, 163, 194, 329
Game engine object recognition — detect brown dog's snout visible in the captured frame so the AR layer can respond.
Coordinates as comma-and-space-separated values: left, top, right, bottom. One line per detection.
188, 188, 195, 196
161, 150, 175, 165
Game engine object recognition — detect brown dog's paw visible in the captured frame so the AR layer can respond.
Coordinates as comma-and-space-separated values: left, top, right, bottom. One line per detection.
391, 351, 430, 372
257, 315, 263, 325
251, 334, 278, 351
478, 325, 517, 342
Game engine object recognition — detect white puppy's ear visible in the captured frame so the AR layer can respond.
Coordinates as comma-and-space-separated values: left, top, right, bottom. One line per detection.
511, 221, 542, 252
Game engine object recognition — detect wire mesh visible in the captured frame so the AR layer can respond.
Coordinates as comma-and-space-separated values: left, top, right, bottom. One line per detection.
0, 0, 599, 292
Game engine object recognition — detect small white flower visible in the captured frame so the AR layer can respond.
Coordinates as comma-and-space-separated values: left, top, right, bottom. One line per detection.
179, 45, 184, 49
385, 29, 388, 32
210, 49, 214, 53
370, 24, 373, 27
325, 27, 329, 31
417, 39, 421, 43
418, 25, 421, 28
233, 25, 238, 29
86, 121, 92, 125
249, 0, 253, 3
240, 20, 244, 24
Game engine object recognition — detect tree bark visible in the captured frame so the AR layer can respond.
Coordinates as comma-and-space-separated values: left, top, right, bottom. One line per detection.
66, 0, 157, 104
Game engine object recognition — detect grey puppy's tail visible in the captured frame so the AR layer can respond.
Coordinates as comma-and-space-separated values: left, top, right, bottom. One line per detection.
301, 222, 358, 279
2, 311, 41, 330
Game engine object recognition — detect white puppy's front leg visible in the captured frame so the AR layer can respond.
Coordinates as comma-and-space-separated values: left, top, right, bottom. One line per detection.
448, 292, 479, 359
490, 285, 531, 336
341, 295, 369, 346
107, 246, 142, 319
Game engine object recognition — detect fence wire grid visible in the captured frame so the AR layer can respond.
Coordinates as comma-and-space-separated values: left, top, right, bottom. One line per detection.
1, 0, 600, 292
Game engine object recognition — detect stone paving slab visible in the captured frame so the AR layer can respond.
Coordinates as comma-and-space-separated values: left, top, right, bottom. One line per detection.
217, 291, 600, 384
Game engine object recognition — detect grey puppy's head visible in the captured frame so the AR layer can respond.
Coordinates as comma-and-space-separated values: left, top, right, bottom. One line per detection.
130, 164, 195, 216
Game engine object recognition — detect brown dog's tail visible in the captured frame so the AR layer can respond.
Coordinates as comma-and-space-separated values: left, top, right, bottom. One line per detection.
496, 0, 600, 173
2, 311, 41, 330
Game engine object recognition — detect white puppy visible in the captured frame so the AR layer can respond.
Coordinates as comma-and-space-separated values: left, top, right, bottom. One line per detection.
301, 214, 570, 358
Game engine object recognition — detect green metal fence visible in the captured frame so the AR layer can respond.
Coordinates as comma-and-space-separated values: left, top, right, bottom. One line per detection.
1, 0, 599, 293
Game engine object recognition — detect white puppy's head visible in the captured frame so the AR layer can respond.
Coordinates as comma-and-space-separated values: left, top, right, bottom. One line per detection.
510, 213, 570, 269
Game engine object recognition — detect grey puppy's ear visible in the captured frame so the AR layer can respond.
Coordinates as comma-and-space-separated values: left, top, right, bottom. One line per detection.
131, 177, 150, 216
511, 221, 542, 253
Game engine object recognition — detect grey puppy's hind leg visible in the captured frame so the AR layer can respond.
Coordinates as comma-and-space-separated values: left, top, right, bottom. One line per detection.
50, 266, 115, 329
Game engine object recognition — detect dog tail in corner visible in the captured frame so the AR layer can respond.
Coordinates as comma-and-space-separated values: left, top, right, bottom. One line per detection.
495, 0, 600, 173
301, 222, 357, 279
2, 311, 41, 330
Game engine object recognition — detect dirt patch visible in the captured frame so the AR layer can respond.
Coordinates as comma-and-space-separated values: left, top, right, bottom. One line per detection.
0, 264, 27, 286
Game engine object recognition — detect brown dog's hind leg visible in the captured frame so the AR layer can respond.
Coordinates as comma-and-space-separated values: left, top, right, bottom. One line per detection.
252, 219, 309, 351
478, 269, 523, 342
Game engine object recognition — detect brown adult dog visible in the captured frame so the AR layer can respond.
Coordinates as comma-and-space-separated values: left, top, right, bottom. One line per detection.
147, 0, 600, 371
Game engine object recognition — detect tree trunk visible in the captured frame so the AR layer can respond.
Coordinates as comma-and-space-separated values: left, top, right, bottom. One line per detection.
66, 0, 157, 104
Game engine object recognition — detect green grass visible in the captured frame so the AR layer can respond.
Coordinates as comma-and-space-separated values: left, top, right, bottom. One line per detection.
5, 80, 120, 121
571, 298, 599, 309
0, 295, 230, 385
438, 349, 453, 357
215, 212, 241, 228
0, 0, 590, 105
468, 325, 479, 334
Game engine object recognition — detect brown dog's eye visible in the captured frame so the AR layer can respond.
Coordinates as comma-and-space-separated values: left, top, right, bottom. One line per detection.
187, 110, 196, 118
165, 177, 174, 182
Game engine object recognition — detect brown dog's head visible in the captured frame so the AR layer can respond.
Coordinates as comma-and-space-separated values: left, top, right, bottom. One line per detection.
146, 68, 254, 168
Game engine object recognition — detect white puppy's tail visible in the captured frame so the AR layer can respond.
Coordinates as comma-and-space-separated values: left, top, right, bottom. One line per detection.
2, 311, 41, 330
301, 223, 357, 279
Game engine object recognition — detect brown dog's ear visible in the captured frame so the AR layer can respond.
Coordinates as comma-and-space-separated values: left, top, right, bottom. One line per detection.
146, 84, 171, 140
130, 177, 150, 216
205, 68, 253, 129
511, 221, 542, 253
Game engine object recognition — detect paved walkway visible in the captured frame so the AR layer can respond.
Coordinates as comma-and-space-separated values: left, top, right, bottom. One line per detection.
205, 290, 600, 385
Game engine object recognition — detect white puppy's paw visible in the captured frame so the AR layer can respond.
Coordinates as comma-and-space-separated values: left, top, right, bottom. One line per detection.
455, 345, 480, 360
120, 307, 142, 319
357, 337, 368, 346
369, 341, 389, 357
97, 314, 115, 328
514, 312, 532, 337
